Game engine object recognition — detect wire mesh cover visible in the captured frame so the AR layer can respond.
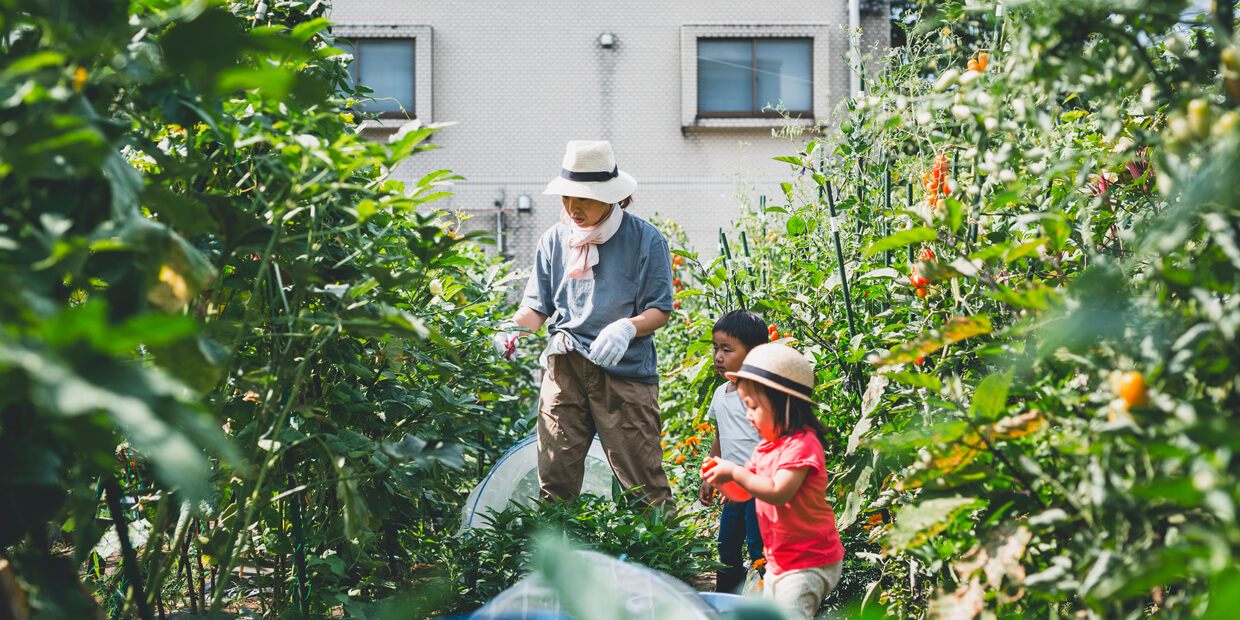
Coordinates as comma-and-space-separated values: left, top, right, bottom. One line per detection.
469, 550, 718, 620
458, 435, 616, 533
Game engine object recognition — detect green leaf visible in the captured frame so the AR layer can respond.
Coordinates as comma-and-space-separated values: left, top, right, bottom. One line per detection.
986, 284, 1063, 310
336, 461, 368, 540
5, 51, 66, 75
1004, 238, 1048, 263
380, 434, 464, 469
142, 187, 219, 235
886, 371, 943, 391
216, 67, 295, 98
970, 370, 1013, 421
787, 216, 809, 236
885, 497, 982, 551
864, 227, 937, 257
102, 152, 144, 217
290, 18, 331, 42
865, 420, 971, 451
875, 316, 993, 366
859, 267, 900, 281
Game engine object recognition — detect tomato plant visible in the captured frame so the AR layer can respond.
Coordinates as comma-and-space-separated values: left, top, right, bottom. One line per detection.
654, 1, 1240, 618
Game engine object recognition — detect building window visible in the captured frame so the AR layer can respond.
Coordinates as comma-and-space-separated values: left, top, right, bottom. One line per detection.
347, 39, 416, 117
697, 38, 812, 117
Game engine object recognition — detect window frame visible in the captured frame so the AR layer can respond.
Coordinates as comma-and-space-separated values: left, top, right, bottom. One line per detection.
696, 37, 814, 119
680, 24, 832, 130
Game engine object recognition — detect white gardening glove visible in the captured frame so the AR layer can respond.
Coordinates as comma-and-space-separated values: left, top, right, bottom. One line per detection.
491, 321, 520, 360
588, 318, 637, 368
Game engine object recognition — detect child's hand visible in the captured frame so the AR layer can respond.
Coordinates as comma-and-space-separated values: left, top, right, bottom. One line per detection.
698, 479, 715, 506
702, 458, 739, 486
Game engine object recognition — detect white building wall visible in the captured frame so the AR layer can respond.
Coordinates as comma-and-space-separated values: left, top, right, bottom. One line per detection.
330, 0, 889, 267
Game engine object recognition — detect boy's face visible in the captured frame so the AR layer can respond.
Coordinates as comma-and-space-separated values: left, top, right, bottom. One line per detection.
712, 331, 750, 378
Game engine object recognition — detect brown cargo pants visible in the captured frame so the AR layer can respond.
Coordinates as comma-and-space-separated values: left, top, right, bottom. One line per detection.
536, 351, 674, 510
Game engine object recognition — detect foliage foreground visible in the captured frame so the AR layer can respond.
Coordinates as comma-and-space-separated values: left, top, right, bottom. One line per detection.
0, 0, 545, 618
655, 1, 1240, 619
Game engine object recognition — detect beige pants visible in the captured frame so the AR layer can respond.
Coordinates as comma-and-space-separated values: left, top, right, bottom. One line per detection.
536, 351, 674, 510
763, 561, 844, 620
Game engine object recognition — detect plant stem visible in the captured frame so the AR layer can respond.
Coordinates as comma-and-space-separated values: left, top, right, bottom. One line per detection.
104, 477, 155, 620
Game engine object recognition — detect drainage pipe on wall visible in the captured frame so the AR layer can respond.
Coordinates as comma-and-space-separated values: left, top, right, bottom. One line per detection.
849, 0, 861, 97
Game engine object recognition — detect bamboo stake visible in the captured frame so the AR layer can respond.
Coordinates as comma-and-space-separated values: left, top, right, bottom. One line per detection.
823, 178, 857, 338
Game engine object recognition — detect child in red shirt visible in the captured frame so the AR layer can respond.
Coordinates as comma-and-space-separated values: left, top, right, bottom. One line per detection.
701, 344, 844, 620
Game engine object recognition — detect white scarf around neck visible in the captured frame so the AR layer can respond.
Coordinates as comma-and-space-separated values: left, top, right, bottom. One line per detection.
562, 205, 624, 280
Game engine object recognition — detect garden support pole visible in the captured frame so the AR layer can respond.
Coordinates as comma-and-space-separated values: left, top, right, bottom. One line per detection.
759, 196, 768, 289
720, 229, 746, 309
823, 179, 858, 338
884, 164, 892, 267
906, 182, 915, 263
285, 464, 310, 617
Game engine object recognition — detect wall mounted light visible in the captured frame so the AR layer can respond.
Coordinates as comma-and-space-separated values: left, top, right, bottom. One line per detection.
598, 33, 615, 48
517, 194, 532, 212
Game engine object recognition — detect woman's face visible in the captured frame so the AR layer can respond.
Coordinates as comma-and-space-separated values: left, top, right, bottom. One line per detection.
737, 379, 781, 441
562, 195, 613, 228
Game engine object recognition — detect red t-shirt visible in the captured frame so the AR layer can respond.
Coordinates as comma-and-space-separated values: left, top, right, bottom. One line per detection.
745, 429, 845, 574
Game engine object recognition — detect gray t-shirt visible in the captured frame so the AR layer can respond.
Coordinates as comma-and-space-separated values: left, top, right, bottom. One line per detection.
520, 212, 674, 384
707, 382, 762, 464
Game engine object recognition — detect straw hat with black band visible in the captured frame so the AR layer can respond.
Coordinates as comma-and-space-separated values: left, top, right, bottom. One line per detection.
543, 140, 638, 204
725, 344, 817, 428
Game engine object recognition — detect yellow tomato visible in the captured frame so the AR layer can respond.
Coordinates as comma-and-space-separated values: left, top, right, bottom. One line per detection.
1119, 371, 1149, 408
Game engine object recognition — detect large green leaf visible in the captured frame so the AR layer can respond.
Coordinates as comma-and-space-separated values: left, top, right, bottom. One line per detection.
885, 496, 983, 552
970, 371, 1013, 422
863, 227, 937, 257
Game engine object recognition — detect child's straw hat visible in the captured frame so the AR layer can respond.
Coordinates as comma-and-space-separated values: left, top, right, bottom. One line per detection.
725, 343, 817, 405
542, 140, 637, 204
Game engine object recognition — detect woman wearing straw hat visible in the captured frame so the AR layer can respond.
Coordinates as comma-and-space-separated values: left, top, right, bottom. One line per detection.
492, 140, 675, 509
701, 343, 844, 620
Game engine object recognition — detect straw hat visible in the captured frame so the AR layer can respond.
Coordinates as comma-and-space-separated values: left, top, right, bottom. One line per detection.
542, 140, 638, 204
726, 344, 817, 405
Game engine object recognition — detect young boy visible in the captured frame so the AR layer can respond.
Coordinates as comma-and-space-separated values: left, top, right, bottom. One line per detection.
698, 310, 770, 593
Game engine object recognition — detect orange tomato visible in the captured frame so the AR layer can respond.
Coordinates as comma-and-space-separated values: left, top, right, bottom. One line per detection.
978, 53, 989, 71
673, 301, 681, 309
784, 332, 792, 339
914, 355, 925, 366
701, 457, 718, 474
916, 287, 928, 299
1119, 371, 1149, 408
967, 59, 980, 72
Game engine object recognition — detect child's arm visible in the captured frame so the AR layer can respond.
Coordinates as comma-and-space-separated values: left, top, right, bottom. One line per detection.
697, 435, 723, 505
705, 460, 809, 506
